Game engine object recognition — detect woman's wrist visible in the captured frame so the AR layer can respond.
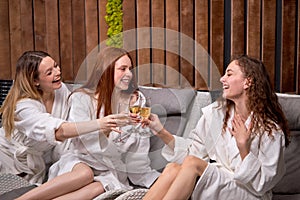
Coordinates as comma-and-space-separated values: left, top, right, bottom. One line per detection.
157, 128, 174, 145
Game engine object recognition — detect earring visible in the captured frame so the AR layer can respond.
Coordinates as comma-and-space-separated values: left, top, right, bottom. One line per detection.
36, 84, 40, 87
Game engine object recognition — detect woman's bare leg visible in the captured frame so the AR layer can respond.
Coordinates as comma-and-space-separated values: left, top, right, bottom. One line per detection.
143, 163, 181, 200
163, 155, 208, 200
16, 163, 96, 200
53, 181, 104, 200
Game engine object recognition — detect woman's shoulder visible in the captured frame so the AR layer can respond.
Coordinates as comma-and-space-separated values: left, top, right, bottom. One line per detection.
201, 101, 226, 121
17, 98, 42, 106
70, 89, 94, 103
16, 98, 45, 113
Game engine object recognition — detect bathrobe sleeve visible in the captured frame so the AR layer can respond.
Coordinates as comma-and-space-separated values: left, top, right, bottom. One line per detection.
234, 129, 286, 196
14, 99, 65, 145
68, 92, 117, 156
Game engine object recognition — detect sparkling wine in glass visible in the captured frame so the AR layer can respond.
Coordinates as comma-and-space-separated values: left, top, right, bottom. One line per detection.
129, 94, 141, 114
129, 105, 140, 114
140, 107, 151, 119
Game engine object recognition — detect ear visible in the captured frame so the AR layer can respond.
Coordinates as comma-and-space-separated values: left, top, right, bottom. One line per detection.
243, 78, 252, 89
34, 79, 40, 87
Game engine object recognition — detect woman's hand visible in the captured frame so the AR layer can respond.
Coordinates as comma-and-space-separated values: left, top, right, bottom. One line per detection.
97, 114, 131, 136
141, 113, 164, 135
229, 114, 252, 160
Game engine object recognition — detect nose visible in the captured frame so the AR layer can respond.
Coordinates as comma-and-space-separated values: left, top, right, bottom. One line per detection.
220, 75, 225, 83
54, 66, 61, 75
126, 68, 133, 76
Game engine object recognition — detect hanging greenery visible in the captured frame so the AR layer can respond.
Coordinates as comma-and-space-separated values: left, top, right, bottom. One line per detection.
105, 0, 123, 47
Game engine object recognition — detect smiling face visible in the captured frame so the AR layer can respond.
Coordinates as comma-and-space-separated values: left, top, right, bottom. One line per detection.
220, 60, 250, 102
35, 56, 62, 93
114, 55, 133, 91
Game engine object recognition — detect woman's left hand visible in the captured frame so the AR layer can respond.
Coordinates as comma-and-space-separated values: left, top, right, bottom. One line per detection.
229, 114, 252, 159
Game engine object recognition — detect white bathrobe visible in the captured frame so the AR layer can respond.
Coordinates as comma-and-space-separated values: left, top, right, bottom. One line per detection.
162, 101, 286, 200
0, 83, 71, 184
48, 91, 160, 191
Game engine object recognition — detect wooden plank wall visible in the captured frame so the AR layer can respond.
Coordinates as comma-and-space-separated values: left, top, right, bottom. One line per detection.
0, 0, 299, 94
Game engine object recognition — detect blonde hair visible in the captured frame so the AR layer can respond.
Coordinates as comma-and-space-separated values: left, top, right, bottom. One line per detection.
0, 51, 50, 138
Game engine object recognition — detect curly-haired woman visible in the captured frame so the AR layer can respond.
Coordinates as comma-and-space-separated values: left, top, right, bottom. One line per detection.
143, 55, 290, 200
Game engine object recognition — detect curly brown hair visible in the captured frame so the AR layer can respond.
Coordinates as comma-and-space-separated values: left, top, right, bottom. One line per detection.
221, 55, 290, 147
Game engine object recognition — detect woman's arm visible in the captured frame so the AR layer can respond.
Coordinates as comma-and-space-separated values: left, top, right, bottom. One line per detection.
143, 113, 175, 149
54, 116, 121, 141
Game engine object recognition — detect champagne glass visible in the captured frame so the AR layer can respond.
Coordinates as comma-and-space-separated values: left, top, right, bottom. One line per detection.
128, 94, 141, 132
129, 94, 141, 114
140, 106, 151, 119
140, 97, 151, 120
139, 97, 151, 135
113, 102, 130, 143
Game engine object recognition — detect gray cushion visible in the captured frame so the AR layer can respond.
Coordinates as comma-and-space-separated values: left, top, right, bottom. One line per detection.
277, 93, 300, 130
182, 91, 212, 138
272, 131, 300, 194
139, 86, 196, 115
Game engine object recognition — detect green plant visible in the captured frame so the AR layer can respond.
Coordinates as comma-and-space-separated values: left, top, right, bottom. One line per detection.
105, 0, 123, 47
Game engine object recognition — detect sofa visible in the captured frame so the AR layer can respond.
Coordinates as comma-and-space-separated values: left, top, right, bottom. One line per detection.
0, 85, 299, 200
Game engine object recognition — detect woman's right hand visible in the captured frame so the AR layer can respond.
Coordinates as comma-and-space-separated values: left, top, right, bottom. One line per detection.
142, 113, 175, 147
97, 114, 130, 136
141, 113, 164, 135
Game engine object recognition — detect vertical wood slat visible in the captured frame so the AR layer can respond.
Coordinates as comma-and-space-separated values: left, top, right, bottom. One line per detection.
99, 0, 108, 45
85, 0, 99, 79
231, 0, 245, 56
59, 0, 73, 82
281, 0, 297, 93
151, 0, 165, 86
180, 0, 194, 88
85, 0, 99, 54
295, 2, 300, 94
8, 0, 22, 76
45, 0, 60, 64
20, 0, 34, 52
33, 0, 47, 51
210, 0, 224, 90
261, 0, 276, 87
165, 0, 180, 87
123, 0, 137, 67
0, 0, 11, 79
136, 0, 151, 86
195, 0, 209, 90
72, 0, 86, 82
247, 0, 261, 59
